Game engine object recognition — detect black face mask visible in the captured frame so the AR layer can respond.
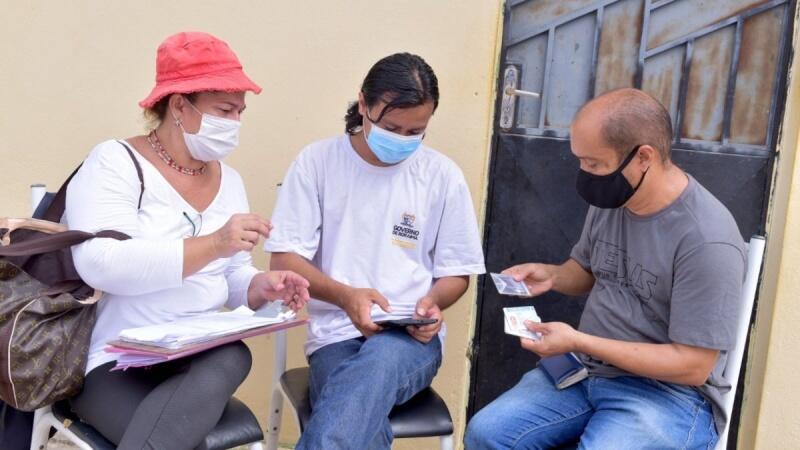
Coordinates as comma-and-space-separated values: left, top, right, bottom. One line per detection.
575, 145, 648, 209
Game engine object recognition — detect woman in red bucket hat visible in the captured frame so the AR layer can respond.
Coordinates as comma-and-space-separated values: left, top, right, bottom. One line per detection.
61, 32, 310, 449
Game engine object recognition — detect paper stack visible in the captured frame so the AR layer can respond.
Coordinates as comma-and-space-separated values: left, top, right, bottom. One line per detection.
106, 303, 304, 369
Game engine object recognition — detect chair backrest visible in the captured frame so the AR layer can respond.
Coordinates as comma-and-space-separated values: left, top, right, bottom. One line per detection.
715, 235, 766, 449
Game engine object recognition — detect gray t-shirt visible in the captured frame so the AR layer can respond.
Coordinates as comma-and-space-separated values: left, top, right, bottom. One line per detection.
569, 174, 746, 433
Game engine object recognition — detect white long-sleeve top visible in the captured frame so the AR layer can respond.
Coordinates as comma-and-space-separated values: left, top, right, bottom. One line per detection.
65, 140, 259, 373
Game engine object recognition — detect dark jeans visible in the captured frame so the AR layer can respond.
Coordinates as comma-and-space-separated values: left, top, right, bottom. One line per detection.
70, 341, 252, 450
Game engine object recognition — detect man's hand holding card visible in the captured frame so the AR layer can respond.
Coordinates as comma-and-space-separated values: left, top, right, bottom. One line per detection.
503, 306, 542, 341
498, 264, 555, 297
490, 273, 532, 297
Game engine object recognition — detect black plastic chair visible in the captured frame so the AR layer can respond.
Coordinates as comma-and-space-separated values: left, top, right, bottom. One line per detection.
29, 399, 264, 450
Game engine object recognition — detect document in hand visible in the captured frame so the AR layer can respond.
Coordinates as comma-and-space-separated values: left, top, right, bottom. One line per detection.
106, 304, 305, 370
539, 352, 589, 390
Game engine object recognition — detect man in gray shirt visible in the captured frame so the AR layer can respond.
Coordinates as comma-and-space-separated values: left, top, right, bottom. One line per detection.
465, 88, 745, 449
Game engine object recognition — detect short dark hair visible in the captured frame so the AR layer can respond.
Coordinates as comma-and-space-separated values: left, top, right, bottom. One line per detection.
143, 92, 198, 129
345, 53, 439, 135
580, 88, 674, 162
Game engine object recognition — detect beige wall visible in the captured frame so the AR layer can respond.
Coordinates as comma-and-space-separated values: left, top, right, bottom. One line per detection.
0, 1, 502, 448
739, 8, 800, 449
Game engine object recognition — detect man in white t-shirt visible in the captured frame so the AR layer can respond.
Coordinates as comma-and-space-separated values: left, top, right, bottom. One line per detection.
266, 53, 485, 449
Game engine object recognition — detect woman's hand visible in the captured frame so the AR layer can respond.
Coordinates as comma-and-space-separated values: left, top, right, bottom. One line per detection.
248, 270, 310, 311
184, 213, 272, 278
212, 213, 273, 258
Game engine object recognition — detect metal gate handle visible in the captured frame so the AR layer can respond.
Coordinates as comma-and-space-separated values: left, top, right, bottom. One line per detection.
499, 65, 541, 130
505, 87, 540, 98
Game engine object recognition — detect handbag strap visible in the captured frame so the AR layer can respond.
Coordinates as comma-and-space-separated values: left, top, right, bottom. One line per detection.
43, 141, 145, 223
0, 229, 129, 257
117, 140, 145, 210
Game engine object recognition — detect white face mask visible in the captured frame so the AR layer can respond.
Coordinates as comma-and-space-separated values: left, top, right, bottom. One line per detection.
174, 100, 241, 161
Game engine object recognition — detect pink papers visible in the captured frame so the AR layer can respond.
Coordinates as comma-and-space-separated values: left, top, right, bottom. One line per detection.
106, 318, 307, 370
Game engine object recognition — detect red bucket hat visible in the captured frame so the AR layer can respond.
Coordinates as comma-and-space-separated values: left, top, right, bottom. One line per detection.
139, 32, 262, 108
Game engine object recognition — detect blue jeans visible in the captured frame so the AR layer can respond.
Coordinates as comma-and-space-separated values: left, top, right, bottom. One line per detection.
296, 329, 442, 450
465, 369, 717, 450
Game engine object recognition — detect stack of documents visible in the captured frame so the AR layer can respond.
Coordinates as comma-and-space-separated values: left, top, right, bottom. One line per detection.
107, 304, 304, 369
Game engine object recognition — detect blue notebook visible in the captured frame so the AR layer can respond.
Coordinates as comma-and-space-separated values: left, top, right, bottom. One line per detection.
539, 352, 589, 389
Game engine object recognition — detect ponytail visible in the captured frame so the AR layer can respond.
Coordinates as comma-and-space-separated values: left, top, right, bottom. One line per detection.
344, 101, 363, 135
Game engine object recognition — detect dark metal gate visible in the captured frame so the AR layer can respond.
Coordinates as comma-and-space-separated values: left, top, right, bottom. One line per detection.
469, 1, 796, 447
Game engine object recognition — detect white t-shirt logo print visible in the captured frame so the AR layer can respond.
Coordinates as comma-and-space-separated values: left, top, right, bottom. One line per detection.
392, 212, 420, 248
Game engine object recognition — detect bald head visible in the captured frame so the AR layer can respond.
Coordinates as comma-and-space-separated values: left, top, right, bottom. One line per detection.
573, 88, 673, 162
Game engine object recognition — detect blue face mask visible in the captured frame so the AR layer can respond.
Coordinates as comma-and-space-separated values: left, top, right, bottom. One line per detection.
364, 113, 424, 164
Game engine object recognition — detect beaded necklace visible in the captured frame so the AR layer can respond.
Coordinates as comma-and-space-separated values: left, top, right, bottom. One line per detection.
146, 130, 207, 176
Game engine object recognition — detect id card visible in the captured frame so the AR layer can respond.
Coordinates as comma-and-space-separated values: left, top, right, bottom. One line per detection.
503, 306, 542, 340
490, 273, 532, 297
